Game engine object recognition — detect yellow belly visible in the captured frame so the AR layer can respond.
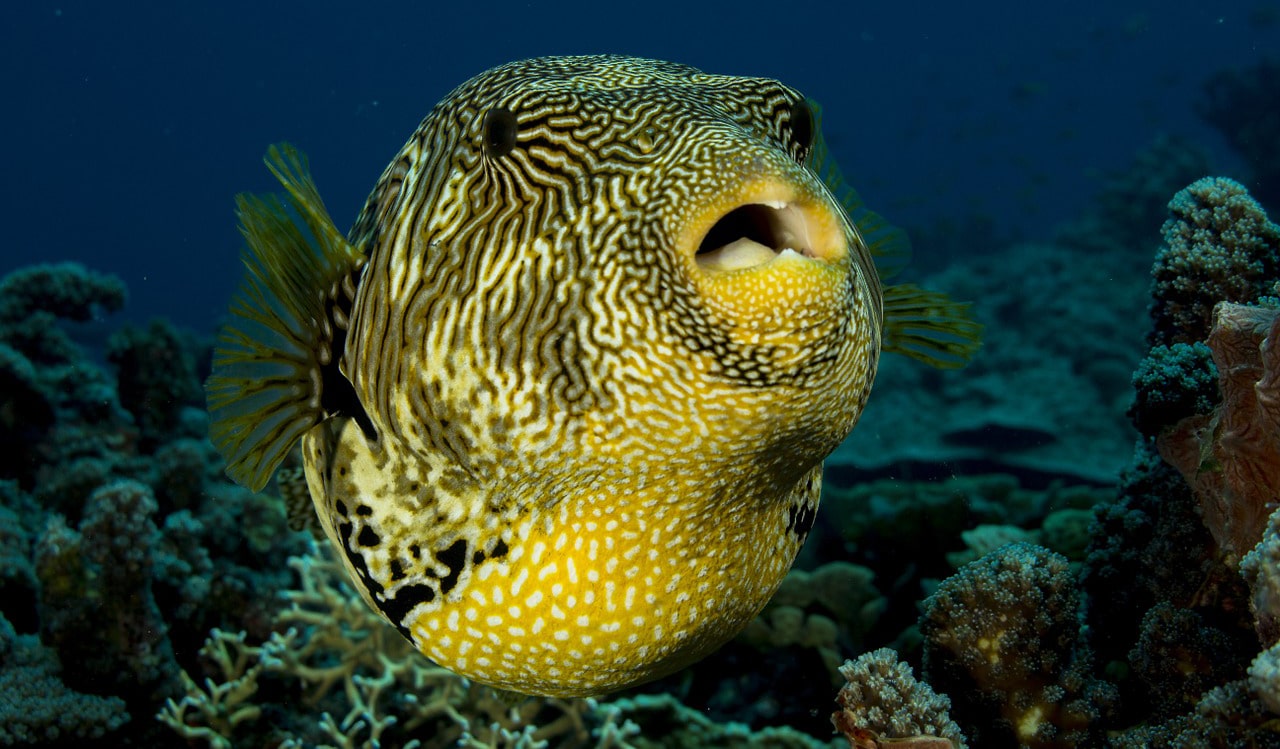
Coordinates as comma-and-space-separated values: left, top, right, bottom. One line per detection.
301, 417, 817, 696
410, 492, 797, 695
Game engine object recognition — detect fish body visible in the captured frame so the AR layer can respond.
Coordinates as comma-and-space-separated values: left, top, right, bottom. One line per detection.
208, 55, 978, 696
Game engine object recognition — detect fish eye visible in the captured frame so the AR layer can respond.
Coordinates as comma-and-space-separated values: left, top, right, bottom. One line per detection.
788, 98, 815, 161
483, 107, 518, 158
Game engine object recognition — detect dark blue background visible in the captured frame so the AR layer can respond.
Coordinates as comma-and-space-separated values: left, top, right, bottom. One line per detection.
3, 1, 1276, 330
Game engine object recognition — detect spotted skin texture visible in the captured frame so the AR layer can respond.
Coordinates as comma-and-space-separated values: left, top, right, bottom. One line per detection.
302, 55, 882, 696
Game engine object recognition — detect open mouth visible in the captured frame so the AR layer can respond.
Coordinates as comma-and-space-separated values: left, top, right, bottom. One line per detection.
694, 201, 820, 272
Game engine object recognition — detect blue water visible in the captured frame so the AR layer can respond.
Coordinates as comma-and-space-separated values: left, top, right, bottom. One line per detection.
1, 1, 1276, 330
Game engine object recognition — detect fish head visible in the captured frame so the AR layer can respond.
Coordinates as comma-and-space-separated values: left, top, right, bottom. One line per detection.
347, 55, 881, 487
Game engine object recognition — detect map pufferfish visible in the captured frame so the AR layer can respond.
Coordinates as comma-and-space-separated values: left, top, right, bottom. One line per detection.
207, 54, 980, 698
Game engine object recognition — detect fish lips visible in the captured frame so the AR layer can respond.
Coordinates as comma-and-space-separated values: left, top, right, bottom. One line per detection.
682, 182, 853, 323
687, 181, 848, 274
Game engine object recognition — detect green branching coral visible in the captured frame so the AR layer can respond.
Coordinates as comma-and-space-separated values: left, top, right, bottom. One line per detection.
160, 543, 619, 748
1149, 176, 1280, 345
160, 541, 848, 749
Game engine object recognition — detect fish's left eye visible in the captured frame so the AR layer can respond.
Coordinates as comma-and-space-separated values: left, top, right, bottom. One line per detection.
787, 98, 815, 161
483, 107, 518, 158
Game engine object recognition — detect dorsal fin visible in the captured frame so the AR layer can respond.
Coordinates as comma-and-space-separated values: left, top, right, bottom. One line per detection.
206, 144, 366, 491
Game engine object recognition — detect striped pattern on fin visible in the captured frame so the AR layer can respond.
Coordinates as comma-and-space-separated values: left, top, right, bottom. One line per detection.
206, 144, 365, 491
882, 283, 983, 369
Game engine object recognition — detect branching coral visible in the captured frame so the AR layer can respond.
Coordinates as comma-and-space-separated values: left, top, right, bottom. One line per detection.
830, 648, 966, 748
1158, 302, 1280, 566
159, 542, 633, 749
157, 628, 269, 749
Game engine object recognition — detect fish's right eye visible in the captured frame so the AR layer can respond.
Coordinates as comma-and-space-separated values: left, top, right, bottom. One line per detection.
483, 107, 518, 158
787, 98, 815, 163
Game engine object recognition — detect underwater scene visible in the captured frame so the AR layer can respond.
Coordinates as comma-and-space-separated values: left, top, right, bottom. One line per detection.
4, 2, 1280, 747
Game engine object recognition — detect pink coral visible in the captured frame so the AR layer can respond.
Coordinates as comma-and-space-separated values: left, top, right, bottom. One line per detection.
1158, 302, 1280, 566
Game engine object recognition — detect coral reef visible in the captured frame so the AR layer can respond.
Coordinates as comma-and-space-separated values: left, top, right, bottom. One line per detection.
1158, 302, 1280, 565
0, 611, 131, 745
35, 480, 177, 699
829, 237, 1146, 485
0, 263, 308, 746
0, 257, 849, 749
740, 561, 886, 685
830, 648, 965, 748
920, 543, 1116, 747
1148, 176, 1280, 346
8, 136, 1280, 747
160, 541, 839, 749
106, 319, 203, 451
1075, 177, 1280, 743
1242, 506, 1280, 646
160, 543, 612, 748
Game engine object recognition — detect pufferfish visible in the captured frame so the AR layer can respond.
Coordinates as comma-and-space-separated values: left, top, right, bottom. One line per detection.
207, 55, 980, 697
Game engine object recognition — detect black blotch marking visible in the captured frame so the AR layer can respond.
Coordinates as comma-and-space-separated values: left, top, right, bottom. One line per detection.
379, 584, 437, 639
317, 263, 376, 442
355, 504, 373, 517
338, 518, 384, 599
320, 360, 377, 442
335, 500, 349, 517
409, 544, 421, 559
786, 503, 816, 540
357, 525, 380, 547
437, 539, 468, 595
492, 539, 509, 559
389, 558, 405, 582
472, 550, 486, 565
